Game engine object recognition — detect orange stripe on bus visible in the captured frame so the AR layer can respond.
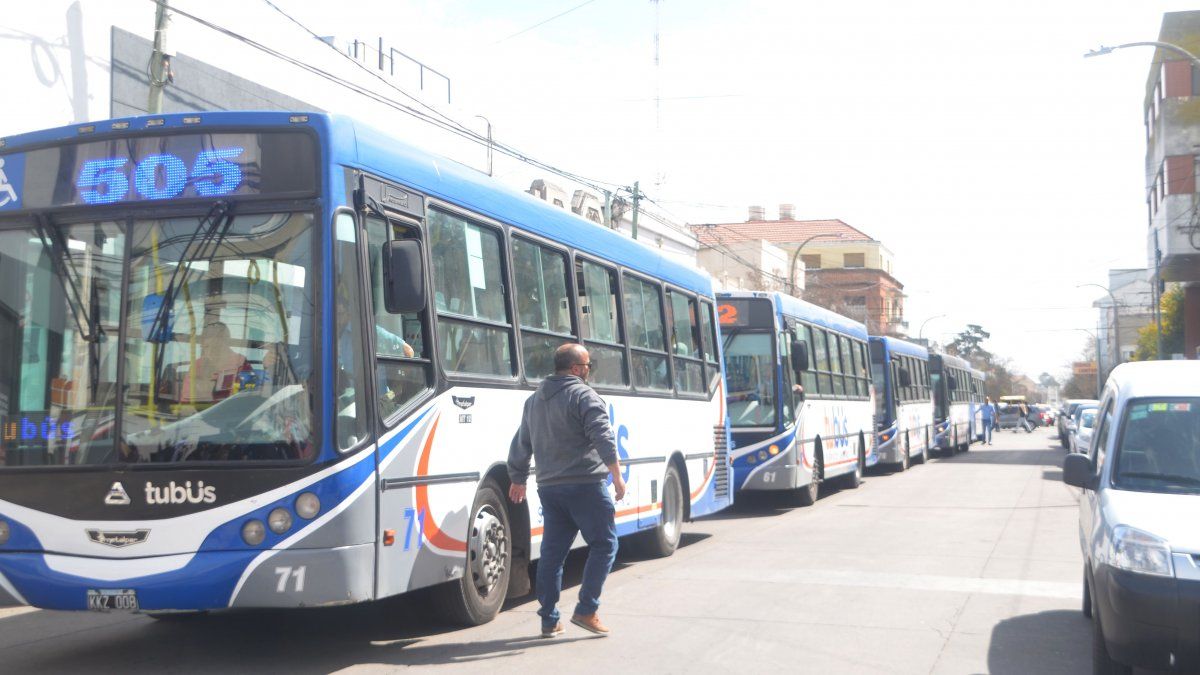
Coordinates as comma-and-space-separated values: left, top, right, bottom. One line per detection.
415, 415, 468, 552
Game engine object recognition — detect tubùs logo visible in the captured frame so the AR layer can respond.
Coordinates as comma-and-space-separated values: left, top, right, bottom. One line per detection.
144, 480, 217, 505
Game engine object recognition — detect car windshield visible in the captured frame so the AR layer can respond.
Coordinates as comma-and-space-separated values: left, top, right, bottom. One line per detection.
0, 212, 316, 467
723, 331, 776, 427
1080, 410, 1096, 429
1113, 398, 1200, 494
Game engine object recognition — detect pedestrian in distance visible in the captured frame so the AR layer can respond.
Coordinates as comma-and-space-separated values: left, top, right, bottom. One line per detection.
507, 343, 626, 639
981, 397, 996, 444
1018, 401, 1034, 433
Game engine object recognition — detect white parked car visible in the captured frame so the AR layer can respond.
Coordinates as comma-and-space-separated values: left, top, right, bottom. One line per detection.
1069, 405, 1099, 454
1063, 361, 1200, 673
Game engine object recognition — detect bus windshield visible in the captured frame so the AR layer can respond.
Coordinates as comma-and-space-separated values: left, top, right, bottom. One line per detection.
0, 211, 316, 467
723, 331, 776, 427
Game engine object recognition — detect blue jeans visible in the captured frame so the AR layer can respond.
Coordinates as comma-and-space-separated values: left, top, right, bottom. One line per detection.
982, 421, 993, 443
536, 481, 618, 628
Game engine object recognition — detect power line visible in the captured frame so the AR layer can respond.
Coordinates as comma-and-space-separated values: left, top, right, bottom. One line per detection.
157, 0, 625, 198
494, 0, 602, 45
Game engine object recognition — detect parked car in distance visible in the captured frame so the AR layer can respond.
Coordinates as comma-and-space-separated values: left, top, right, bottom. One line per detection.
1069, 406, 1098, 454
997, 404, 1021, 430
1062, 360, 1200, 673
1059, 398, 1098, 448
1034, 404, 1054, 427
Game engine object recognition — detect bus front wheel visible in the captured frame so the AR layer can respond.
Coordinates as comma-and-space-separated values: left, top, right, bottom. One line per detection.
842, 438, 864, 489
433, 478, 511, 626
796, 443, 822, 507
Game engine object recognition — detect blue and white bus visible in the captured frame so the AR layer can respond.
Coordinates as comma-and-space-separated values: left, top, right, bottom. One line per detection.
717, 291, 873, 505
0, 111, 732, 624
867, 336, 933, 470
929, 352, 981, 454
967, 368, 988, 443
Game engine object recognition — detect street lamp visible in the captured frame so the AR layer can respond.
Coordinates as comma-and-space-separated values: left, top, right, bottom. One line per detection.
787, 233, 845, 296
918, 314, 947, 341
1085, 41, 1200, 70
1077, 283, 1121, 371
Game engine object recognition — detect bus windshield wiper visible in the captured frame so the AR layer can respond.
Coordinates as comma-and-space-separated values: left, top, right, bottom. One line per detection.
1119, 471, 1200, 486
33, 214, 100, 343
144, 200, 236, 346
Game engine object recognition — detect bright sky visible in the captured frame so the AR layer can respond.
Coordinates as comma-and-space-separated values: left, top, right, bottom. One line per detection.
268, 0, 1187, 382
9, 0, 1191, 382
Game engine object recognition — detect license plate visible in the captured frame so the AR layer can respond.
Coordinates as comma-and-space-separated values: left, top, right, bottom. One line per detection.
87, 589, 138, 612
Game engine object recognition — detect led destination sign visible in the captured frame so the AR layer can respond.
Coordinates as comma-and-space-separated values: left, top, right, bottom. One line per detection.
0, 131, 316, 211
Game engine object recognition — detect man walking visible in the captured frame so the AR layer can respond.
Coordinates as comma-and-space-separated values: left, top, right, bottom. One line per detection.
981, 397, 996, 444
1017, 401, 1034, 433
508, 343, 626, 638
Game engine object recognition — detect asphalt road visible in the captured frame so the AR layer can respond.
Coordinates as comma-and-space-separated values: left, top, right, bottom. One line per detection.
0, 427, 1091, 674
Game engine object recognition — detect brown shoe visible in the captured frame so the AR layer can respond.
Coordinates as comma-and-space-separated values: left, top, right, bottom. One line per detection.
540, 621, 564, 638
570, 613, 610, 636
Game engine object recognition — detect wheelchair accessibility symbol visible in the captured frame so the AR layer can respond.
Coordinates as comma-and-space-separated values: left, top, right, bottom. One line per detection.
0, 157, 20, 209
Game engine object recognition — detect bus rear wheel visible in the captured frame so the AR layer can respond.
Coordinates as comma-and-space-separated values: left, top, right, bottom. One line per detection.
636, 463, 684, 558
432, 478, 511, 626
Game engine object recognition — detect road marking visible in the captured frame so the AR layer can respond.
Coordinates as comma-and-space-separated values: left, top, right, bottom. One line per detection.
0, 607, 38, 619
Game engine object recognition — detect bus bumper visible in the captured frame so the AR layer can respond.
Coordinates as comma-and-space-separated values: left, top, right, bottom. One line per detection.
733, 445, 801, 492
0, 544, 375, 612
873, 434, 901, 464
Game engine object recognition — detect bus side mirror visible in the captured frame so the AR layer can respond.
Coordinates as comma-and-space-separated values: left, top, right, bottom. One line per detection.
790, 340, 809, 373
382, 240, 426, 314
898, 368, 912, 388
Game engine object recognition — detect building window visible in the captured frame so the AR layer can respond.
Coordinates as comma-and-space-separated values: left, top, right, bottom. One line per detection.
843, 252, 865, 268
801, 254, 821, 270
845, 296, 866, 306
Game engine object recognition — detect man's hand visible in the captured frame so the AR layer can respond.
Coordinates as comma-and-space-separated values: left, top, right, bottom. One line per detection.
508, 482, 527, 504
611, 474, 626, 502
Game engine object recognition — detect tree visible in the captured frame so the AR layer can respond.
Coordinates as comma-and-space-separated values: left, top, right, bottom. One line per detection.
1038, 372, 1059, 389
948, 324, 992, 362
1133, 285, 1185, 360
1060, 336, 1100, 399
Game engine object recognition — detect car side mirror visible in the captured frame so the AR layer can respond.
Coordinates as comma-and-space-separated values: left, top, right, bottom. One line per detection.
382, 239, 426, 314
790, 340, 809, 373
1062, 453, 1096, 490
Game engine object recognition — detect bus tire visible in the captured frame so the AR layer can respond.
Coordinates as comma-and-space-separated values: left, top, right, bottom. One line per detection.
842, 438, 864, 489
637, 463, 685, 558
796, 443, 822, 506
432, 478, 511, 626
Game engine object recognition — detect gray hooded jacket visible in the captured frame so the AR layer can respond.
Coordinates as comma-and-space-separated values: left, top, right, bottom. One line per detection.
507, 375, 618, 486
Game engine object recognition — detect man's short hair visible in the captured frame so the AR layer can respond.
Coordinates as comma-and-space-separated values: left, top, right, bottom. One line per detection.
554, 343, 584, 373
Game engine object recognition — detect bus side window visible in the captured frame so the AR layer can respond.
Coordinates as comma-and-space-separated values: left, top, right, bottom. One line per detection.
577, 259, 628, 387
623, 274, 670, 391
667, 291, 705, 394
512, 237, 575, 381
428, 209, 514, 377
699, 300, 720, 388
829, 333, 846, 397
797, 324, 819, 396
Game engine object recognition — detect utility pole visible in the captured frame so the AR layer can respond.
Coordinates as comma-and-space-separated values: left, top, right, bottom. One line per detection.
147, 0, 171, 114
1154, 243, 1165, 359
630, 182, 640, 240
602, 189, 614, 228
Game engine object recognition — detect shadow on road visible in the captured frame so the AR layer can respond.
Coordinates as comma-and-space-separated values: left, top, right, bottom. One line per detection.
935, 444, 1069, 468
3, 529, 713, 672
987, 609, 1090, 675
698, 478, 860, 521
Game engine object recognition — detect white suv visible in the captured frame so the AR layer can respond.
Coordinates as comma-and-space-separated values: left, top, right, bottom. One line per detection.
1063, 360, 1200, 673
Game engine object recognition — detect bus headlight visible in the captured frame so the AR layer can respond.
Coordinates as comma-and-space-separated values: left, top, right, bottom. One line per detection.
295, 493, 320, 520
268, 508, 293, 535
0, 520, 9, 545
242, 519, 266, 546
